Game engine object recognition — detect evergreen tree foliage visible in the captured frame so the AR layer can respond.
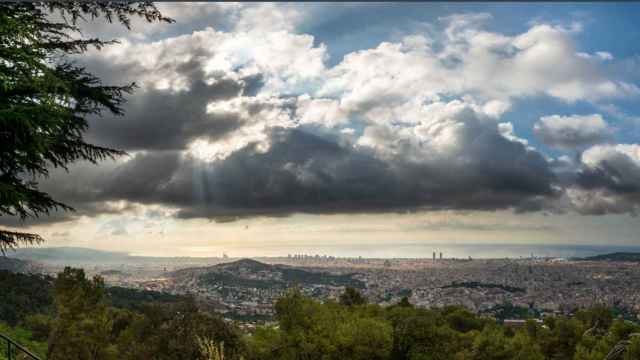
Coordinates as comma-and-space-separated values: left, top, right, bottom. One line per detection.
339, 286, 367, 306
2, 269, 640, 359
47, 267, 116, 360
0, 2, 172, 253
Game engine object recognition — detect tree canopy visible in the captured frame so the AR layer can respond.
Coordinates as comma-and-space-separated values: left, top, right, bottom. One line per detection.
2, 272, 640, 359
0, 2, 172, 253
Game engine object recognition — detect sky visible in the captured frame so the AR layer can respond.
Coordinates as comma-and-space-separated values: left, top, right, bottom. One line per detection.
4, 3, 640, 257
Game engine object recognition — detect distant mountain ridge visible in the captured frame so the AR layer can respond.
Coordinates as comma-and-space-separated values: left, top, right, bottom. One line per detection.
0, 256, 39, 273
581, 252, 640, 262
10, 246, 130, 263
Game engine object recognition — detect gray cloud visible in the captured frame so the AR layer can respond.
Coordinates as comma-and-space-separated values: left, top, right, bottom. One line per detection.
163, 126, 558, 218
534, 114, 611, 150
84, 57, 263, 151
562, 144, 640, 215
404, 220, 556, 232
2, 125, 561, 226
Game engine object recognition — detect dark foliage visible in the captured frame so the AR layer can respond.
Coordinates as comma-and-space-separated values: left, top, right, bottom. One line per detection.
0, 2, 172, 253
106, 286, 186, 312
339, 286, 368, 306
442, 281, 526, 293
2, 270, 640, 359
0, 270, 53, 326
198, 259, 365, 290
582, 252, 640, 262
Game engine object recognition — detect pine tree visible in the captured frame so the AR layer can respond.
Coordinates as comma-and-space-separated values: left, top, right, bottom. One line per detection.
0, 2, 172, 253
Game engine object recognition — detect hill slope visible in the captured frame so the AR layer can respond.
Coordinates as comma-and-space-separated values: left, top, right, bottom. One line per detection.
9, 247, 129, 264
0, 257, 39, 273
582, 252, 640, 262
174, 258, 364, 289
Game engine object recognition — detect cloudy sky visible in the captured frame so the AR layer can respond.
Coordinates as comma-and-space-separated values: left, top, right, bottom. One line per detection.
4, 3, 640, 257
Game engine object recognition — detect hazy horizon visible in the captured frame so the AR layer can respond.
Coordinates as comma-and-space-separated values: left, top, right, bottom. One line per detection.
11, 242, 640, 260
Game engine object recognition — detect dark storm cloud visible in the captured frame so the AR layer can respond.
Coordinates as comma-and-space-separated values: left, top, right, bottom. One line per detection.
576, 157, 640, 194
84, 58, 263, 151
562, 146, 640, 215
184, 127, 557, 216
168, 127, 558, 219
1, 125, 563, 227
404, 220, 556, 232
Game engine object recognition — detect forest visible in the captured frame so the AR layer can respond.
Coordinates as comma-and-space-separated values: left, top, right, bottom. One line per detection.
1, 268, 640, 360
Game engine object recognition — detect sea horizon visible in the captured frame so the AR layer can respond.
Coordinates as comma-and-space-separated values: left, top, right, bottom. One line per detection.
12, 243, 640, 260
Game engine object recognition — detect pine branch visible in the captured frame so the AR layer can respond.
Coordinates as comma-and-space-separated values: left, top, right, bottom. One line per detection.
0, 229, 43, 255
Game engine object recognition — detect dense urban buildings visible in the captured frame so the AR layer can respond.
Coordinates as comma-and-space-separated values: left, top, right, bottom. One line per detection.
12, 249, 640, 325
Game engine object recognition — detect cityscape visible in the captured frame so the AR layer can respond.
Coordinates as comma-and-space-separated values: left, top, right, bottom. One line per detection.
9, 248, 640, 327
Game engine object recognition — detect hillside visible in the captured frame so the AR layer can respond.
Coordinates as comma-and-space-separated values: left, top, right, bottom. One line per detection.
0, 257, 36, 273
0, 270, 185, 327
9, 247, 130, 264
582, 252, 640, 262
176, 258, 364, 289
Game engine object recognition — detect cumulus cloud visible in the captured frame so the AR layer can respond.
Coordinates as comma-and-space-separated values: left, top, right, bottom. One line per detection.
5, 102, 559, 225
534, 114, 611, 149
4, 9, 640, 227
67, 3, 308, 44
564, 144, 640, 214
319, 14, 638, 111
84, 27, 327, 94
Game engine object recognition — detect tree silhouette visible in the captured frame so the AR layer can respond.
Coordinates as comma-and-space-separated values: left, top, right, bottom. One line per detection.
0, 2, 172, 253
339, 287, 367, 306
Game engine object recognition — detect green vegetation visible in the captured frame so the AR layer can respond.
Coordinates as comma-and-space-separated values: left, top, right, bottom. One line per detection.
245, 291, 640, 360
443, 281, 525, 293
201, 271, 274, 290
483, 303, 540, 322
340, 286, 368, 306
0, 268, 244, 360
0, 270, 185, 327
280, 267, 364, 288
582, 252, 640, 262
0, 270, 53, 326
105, 286, 186, 312
0, 322, 48, 360
2, 269, 640, 359
198, 259, 364, 290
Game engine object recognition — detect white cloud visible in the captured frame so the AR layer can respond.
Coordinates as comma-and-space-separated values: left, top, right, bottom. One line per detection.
91, 27, 328, 94
232, 3, 304, 33
188, 96, 298, 161
296, 95, 348, 128
355, 99, 533, 164
581, 143, 640, 170
319, 16, 638, 112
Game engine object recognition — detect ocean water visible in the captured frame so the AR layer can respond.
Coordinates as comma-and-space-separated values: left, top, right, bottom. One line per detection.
237, 243, 640, 259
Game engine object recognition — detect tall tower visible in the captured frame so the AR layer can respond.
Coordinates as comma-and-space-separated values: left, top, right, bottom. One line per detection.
439, 252, 443, 260
433, 251, 436, 261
